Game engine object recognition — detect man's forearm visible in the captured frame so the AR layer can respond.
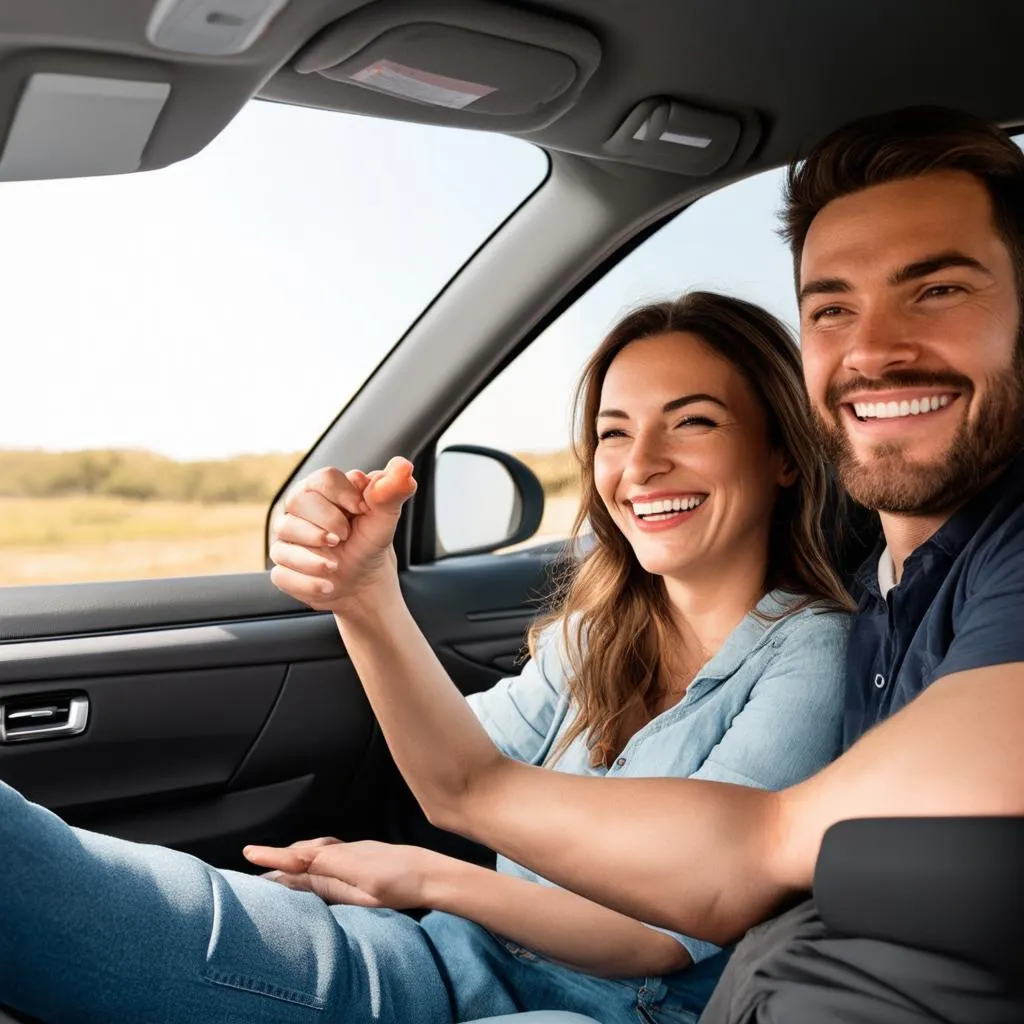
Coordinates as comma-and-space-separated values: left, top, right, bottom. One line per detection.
427, 860, 691, 977
455, 763, 791, 946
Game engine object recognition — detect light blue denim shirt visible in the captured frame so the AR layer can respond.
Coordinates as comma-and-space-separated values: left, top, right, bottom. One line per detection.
467, 589, 850, 965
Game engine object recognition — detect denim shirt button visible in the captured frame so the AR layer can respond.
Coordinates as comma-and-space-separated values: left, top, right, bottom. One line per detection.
615, 757, 626, 767
874, 673, 886, 689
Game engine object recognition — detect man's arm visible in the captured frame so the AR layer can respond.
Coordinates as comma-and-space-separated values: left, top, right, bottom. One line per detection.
459, 662, 1024, 943
337, 593, 1024, 945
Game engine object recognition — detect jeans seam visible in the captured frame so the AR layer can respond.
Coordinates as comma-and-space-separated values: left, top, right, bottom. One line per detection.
203, 968, 326, 1010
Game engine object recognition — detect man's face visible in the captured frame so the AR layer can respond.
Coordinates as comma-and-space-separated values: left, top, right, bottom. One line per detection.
799, 170, 1024, 516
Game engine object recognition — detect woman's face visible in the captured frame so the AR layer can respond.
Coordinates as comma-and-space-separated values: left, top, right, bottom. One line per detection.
593, 331, 795, 582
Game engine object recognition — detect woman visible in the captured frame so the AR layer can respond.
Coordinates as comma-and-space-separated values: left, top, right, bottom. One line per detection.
0, 293, 849, 1024
257, 292, 852, 1021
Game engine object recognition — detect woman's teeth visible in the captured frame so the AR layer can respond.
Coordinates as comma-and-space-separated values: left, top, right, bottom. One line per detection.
853, 394, 952, 421
632, 495, 706, 520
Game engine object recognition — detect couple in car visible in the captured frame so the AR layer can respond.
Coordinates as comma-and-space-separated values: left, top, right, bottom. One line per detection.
2, 105, 1021, 1024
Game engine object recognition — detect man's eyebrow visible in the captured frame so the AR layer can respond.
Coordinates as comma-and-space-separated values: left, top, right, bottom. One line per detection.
597, 393, 728, 419
798, 277, 851, 307
888, 251, 993, 286
798, 252, 995, 308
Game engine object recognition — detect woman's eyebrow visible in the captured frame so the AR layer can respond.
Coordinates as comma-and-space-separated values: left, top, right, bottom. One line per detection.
597, 393, 727, 419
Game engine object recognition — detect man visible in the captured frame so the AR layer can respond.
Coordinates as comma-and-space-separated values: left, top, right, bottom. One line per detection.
269, 106, 1024, 1022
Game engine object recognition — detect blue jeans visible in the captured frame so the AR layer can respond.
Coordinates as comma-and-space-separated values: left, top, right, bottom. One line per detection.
0, 780, 721, 1023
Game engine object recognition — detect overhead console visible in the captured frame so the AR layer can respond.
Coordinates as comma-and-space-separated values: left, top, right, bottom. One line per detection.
291, 0, 602, 133
267, 0, 760, 177
0, 0, 762, 182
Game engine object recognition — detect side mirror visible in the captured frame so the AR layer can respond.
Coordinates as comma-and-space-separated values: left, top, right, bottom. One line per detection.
433, 445, 545, 557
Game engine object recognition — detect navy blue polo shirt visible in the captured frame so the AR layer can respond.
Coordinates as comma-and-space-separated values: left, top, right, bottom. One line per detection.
844, 450, 1024, 749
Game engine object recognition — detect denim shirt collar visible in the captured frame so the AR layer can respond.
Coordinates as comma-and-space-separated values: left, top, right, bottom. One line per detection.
688, 589, 808, 689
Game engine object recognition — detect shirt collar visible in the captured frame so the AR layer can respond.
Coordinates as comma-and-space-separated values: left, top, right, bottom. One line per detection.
853, 447, 1024, 594
695, 589, 809, 682
877, 546, 896, 598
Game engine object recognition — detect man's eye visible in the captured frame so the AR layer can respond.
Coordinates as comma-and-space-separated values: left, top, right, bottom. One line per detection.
920, 284, 964, 300
811, 305, 846, 322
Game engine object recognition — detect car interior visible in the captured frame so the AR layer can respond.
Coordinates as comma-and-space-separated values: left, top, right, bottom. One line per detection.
0, 1, 1021, 1021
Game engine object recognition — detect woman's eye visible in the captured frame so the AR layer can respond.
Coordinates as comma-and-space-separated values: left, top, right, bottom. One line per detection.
597, 428, 627, 442
676, 416, 716, 429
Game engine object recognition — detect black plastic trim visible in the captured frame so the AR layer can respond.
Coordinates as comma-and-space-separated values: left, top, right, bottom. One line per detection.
0, 573, 306, 645
0, 611, 342, 683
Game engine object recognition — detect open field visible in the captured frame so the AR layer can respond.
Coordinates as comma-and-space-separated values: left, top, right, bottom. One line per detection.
0, 490, 582, 587
0, 447, 583, 586
0, 497, 268, 585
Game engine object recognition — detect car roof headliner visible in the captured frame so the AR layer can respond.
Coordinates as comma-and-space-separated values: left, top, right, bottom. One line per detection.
0, 1, 1019, 187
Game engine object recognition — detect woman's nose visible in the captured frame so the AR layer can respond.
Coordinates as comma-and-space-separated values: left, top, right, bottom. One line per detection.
623, 430, 674, 483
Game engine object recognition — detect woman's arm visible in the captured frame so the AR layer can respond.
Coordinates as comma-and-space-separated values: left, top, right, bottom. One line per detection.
270, 463, 793, 944
247, 837, 690, 977
332, 589, 787, 945
433, 858, 693, 976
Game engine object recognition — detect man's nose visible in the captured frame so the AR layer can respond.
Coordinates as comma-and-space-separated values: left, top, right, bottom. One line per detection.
842, 305, 920, 379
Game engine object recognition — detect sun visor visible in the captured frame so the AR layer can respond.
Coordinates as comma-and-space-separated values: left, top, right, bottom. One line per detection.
605, 98, 760, 176
293, 0, 600, 131
0, 70, 170, 182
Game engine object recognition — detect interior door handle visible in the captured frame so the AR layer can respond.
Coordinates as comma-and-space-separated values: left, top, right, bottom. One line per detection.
0, 695, 89, 743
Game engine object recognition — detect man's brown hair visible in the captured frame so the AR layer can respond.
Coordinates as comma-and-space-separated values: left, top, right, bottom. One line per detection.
781, 106, 1024, 292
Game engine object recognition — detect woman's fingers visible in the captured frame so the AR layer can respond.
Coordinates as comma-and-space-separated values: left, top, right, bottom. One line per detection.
269, 564, 336, 605
268, 871, 383, 907
288, 836, 342, 849
364, 457, 417, 513
243, 844, 311, 873
293, 467, 369, 518
273, 512, 345, 549
282, 489, 351, 544
269, 540, 338, 578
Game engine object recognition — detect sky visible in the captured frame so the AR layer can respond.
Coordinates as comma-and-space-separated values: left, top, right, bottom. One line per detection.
0, 99, 799, 461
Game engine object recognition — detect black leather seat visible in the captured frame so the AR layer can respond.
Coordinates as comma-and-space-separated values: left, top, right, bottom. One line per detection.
816, 816, 1024, 985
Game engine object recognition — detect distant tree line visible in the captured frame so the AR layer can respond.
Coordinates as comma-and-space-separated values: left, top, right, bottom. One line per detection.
0, 449, 301, 503
0, 448, 581, 504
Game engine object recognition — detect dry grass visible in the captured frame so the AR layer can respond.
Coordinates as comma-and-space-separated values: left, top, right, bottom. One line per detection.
0, 485, 585, 587
0, 497, 268, 586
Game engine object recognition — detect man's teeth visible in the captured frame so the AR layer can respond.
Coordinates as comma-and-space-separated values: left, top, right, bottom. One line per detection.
632, 495, 706, 518
852, 395, 952, 420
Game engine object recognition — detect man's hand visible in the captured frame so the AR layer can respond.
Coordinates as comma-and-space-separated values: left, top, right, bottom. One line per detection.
242, 837, 450, 910
269, 457, 417, 615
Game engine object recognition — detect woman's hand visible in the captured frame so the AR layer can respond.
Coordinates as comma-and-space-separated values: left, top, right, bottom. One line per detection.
269, 456, 417, 615
242, 837, 453, 910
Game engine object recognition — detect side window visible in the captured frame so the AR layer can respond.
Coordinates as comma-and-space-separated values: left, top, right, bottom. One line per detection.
0, 102, 544, 587
436, 166, 796, 552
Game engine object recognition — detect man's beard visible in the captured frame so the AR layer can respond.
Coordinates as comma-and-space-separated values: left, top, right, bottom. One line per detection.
812, 354, 1024, 516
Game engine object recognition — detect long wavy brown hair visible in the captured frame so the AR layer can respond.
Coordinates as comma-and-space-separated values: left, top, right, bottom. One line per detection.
534, 291, 852, 769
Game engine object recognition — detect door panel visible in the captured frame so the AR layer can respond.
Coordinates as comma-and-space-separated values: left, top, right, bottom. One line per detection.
0, 664, 285, 809
0, 540, 561, 872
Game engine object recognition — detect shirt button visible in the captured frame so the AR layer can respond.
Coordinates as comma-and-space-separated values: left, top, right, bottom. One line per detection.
874, 673, 886, 689
615, 757, 626, 767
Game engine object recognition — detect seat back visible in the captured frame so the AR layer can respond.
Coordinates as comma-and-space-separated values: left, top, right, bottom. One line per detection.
815, 816, 1024, 983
